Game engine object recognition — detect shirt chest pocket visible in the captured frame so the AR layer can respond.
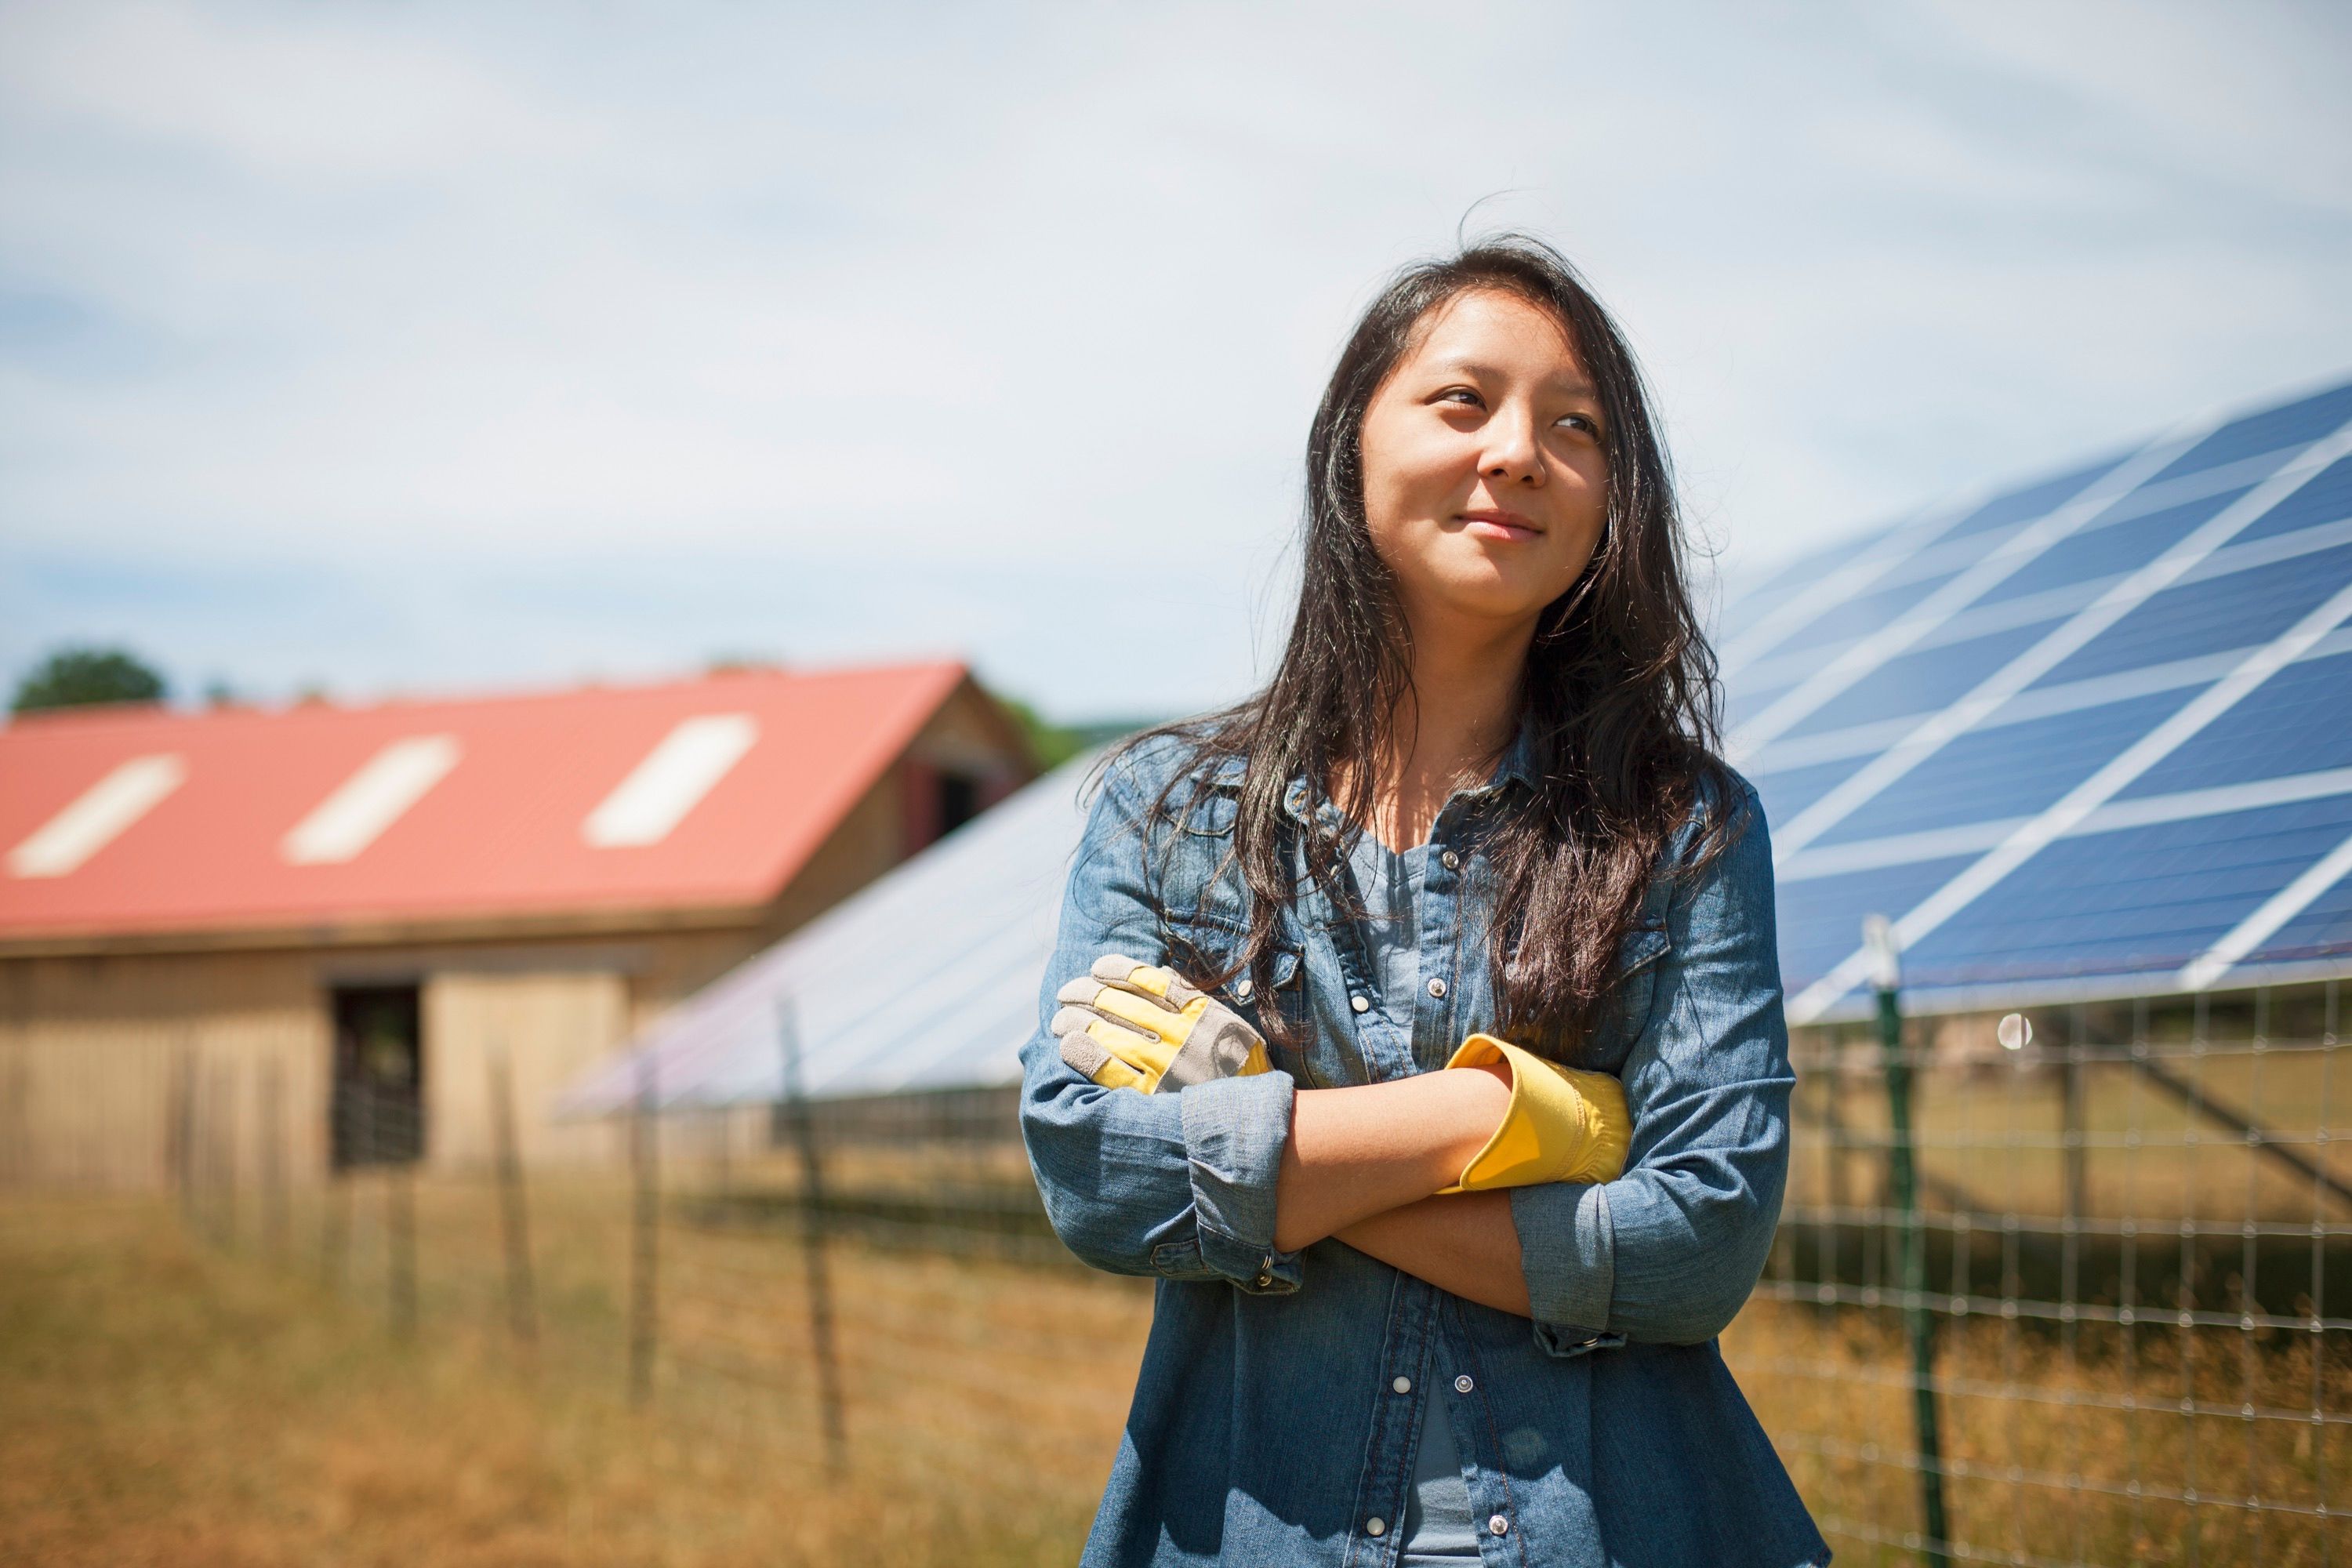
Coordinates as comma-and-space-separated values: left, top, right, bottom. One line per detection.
1159, 909, 1320, 1087
1152, 793, 1303, 1028
1160, 912, 1302, 1025
1584, 922, 1672, 1069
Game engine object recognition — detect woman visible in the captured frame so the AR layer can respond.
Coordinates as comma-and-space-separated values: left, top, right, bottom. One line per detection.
1019, 236, 1827, 1568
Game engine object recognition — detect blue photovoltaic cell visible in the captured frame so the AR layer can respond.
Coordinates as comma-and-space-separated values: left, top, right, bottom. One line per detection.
1747, 755, 1867, 828
1812, 688, 2199, 847
1726, 673, 1808, 734
2232, 453, 2352, 545
2026, 541, 2352, 690
1929, 455, 2122, 543
2113, 650, 2352, 800
1971, 488, 2249, 606
1769, 855, 1980, 996
1782, 615, 2070, 737
1718, 538, 1861, 637
1736, 632, 1850, 691
2147, 381, 2352, 485
2263, 850, 2352, 964
1773, 567, 1965, 655
1900, 797, 2352, 987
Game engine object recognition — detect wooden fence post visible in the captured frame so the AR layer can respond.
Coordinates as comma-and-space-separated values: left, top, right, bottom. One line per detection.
262, 1060, 288, 1258
779, 1000, 848, 1472
387, 1087, 417, 1341
2, 1051, 24, 1186
321, 1078, 350, 1292
169, 1042, 195, 1224
489, 1047, 538, 1350
628, 1051, 659, 1406
210, 1063, 236, 1248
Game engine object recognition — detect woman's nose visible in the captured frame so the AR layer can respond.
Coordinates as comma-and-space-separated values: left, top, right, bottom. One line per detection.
1481, 411, 1544, 485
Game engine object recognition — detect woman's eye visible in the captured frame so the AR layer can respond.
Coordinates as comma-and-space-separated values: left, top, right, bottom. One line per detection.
1555, 412, 1599, 434
1438, 388, 1484, 408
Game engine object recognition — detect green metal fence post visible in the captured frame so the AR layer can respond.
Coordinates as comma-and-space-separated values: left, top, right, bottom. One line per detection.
1865, 913, 1950, 1568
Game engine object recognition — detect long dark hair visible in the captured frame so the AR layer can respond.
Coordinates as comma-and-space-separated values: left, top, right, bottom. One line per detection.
1118, 234, 1734, 1058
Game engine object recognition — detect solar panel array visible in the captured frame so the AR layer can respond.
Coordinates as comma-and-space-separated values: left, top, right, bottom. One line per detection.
564, 375, 2352, 1109
1722, 375, 2352, 1022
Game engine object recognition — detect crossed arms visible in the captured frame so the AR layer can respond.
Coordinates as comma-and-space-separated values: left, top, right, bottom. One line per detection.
1017, 764, 1794, 1350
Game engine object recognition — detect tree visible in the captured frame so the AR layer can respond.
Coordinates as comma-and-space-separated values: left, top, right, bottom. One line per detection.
995, 694, 1162, 771
995, 694, 1088, 771
11, 646, 169, 714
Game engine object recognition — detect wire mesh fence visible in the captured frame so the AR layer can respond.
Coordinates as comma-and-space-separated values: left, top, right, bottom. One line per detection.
4, 979, 2346, 1565
1741, 980, 2349, 1566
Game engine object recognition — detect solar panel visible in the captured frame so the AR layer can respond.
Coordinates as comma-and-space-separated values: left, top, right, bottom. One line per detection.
1773, 568, 1971, 656
1970, 486, 2251, 607
1785, 618, 2071, 735
1813, 687, 2203, 846
2241, 453, 2352, 542
2145, 380, 2352, 481
2121, 650, 2352, 795
1732, 374, 2352, 1021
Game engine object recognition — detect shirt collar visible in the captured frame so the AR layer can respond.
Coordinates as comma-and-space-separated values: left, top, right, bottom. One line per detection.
1265, 717, 1540, 825
1490, 717, 1541, 793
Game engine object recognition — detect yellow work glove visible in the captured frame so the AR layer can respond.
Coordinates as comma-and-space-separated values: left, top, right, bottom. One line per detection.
1435, 1033, 1631, 1194
1051, 954, 1273, 1094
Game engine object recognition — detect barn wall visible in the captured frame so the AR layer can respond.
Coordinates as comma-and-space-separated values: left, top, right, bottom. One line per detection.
0, 938, 727, 1189
423, 969, 632, 1169
0, 948, 325, 1190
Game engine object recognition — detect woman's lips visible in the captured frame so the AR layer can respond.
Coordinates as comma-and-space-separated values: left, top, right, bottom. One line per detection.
1459, 509, 1541, 541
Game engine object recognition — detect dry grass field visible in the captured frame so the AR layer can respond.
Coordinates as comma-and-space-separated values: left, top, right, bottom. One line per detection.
5, 1112, 2345, 1567
1725, 1298, 2350, 1564
0, 1192, 1143, 1567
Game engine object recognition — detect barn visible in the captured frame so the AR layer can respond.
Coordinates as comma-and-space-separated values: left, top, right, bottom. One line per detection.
0, 661, 1035, 1186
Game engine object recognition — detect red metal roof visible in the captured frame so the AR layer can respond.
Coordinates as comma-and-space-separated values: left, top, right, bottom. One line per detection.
0, 661, 969, 946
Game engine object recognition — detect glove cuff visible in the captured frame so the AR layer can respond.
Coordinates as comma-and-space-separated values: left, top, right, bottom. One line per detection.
1568, 1076, 1631, 1183
1430, 1034, 1637, 1194
1435, 1033, 1610, 1194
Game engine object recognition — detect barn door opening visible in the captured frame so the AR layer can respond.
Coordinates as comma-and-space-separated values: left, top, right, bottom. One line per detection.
331, 985, 423, 1168
938, 770, 981, 836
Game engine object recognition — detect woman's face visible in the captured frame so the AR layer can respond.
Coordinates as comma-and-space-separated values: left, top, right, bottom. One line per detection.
1358, 287, 1609, 637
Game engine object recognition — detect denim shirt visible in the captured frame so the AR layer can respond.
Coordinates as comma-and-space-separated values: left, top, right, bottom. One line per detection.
1017, 727, 1828, 1568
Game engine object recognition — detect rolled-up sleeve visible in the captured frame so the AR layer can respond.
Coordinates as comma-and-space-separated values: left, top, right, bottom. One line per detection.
1018, 752, 1302, 1293
1508, 781, 1793, 1353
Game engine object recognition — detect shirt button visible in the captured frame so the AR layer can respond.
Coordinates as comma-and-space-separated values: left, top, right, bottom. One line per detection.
1392, 1375, 1411, 1394
1489, 1515, 1510, 1536
1427, 977, 1447, 999
1256, 1274, 1272, 1287
1234, 976, 1254, 1000
1454, 1374, 1475, 1393
1350, 995, 1370, 1014
1441, 849, 1461, 871
1365, 1517, 1387, 1537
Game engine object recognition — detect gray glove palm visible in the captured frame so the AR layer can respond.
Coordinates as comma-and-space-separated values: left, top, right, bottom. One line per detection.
1051, 954, 1272, 1094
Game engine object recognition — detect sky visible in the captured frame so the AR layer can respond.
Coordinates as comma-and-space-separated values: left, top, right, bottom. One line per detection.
3, 2, 2349, 723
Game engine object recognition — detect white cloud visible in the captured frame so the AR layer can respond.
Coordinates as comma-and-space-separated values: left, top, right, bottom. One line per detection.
0, 2, 603, 182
